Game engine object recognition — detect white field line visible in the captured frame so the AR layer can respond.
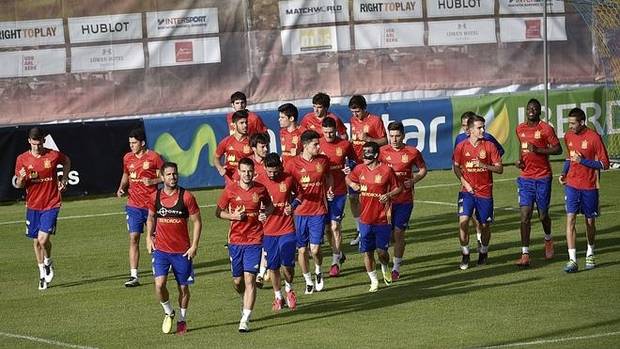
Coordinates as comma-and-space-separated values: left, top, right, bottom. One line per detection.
0, 331, 98, 349
478, 330, 620, 349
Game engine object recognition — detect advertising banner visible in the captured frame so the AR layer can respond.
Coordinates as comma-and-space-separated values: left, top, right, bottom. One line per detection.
281, 25, 351, 55
68, 13, 142, 43
0, 49, 66, 78
354, 22, 424, 50
148, 37, 221, 67
353, 0, 423, 21
0, 19, 65, 48
428, 19, 496, 46
70, 43, 145, 72
0, 119, 143, 202
426, 0, 494, 18
146, 8, 219, 38
499, 0, 565, 15
279, 0, 350, 27
499, 16, 567, 43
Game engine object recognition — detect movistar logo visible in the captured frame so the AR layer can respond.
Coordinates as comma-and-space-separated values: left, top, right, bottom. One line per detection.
153, 124, 218, 177
478, 103, 510, 145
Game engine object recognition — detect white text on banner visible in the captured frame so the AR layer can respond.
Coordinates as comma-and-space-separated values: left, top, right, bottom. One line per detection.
426, 0, 494, 18
0, 19, 65, 48
353, 0, 423, 21
499, 0, 565, 15
279, 0, 350, 27
428, 19, 496, 46
146, 8, 219, 38
68, 13, 142, 43
0, 49, 66, 78
71, 43, 144, 72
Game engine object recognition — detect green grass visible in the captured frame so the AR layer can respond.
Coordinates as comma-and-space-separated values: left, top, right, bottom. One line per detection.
1, 164, 619, 348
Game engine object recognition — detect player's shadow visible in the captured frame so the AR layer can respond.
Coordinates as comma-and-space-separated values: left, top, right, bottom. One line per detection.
193, 257, 232, 276
54, 272, 133, 288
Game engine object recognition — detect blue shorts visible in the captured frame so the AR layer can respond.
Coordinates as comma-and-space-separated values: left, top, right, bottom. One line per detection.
565, 185, 599, 218
152, 250, 195, 285
517, 177, 552, 212
264, 233, 296, 270
392, 202, 414, 231
126, 205, 148, 234
25, 208, 60, 239
327, 195, 347, 222
458, 192, 494, 224
228, 244, 262, 277
294, 214, 326, 247
359, 223, 391, 253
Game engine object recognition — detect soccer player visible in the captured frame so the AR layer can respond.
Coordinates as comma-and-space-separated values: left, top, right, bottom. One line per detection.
215, 110, 254, 184
346, 142, 402, 292
285, 130, 334, 294
257, 153, 302, 311
559, 107, 609, 273
116, 128, 164, 287
454, 111, 505, 251
514, 99, 562, 267
319, 117, 354, 277
145, 162, 201, 336
14, 127, 71, 290
226, 91, 268, 136
300, 92, 348, 139
348, 95, 387, 246
278, 103, 305, 166
453, 115, 503, 270
216, 158, 274, 332
379, 121, 427, 280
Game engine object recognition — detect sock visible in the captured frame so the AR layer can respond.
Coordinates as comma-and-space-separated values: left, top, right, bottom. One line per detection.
274, 290, 283, 300
161, 300, 173, 315
284, 281, 293, 293
544, 234, 552, 241
380, 263, 388, 274
332, 253, 340, 265
568, 248, 577, 262
38, 263, 46, 278
586, 244, 595, 257
314, 264, 321, 275
179, 308, 187, 321
522, 246, 529, 254
461, 245, 470, 255
241, 309, 252, 322
476, 232, 482, 242
44, 257, 52, 266
480, 245, 489, 254
367, 270, 378, 284
130, 268, 138, 278
303, 272, 313, 285
393, 257, 402, 272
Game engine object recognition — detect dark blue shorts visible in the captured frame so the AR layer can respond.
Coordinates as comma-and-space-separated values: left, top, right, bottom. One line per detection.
565, 185, 599, 218
327, 194, 347, 222
359, 223, 391, 253
25, 208, 60, 239
294, 214, 325, 247
458, 192, 494, 224
392, 202, 414, 231
126, 205, 148, 234
517, 177, 552, 212
228, 244, 262, 277
264, 233, 296, 270
152, 250, 195, 285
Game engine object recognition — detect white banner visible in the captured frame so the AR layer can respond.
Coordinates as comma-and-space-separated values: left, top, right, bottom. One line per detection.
499, 0, 565, 14
146, 8, 219, 38
0, 19, 65, 48
500, 17, 566, 42
71, 43, 144, 72
148, 37, 221, 67
353, 0, 423, 21
426, 0, 494, 18
0, 49, 66, 78
68, 14, 142, 43
281, 25, 350, 55
354, 23, 424, 49
428, 19, 496, 45
279, 0, 349, 26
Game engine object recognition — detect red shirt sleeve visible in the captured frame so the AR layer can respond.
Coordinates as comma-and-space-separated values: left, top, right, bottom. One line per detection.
489, 142, 501, 165
184, 191, 200, 215
544, 124, 560, 147
147, 192, 157, 213
453, 143, 463, 165
217, 190, 230, 210
215, 137, 227, 157
336, 118, 347, 136
387, 167, 399, 191
594, 133, 610, 169
260, 185, 273, 208
348, 166, 360, 183
413, 149, 426, 169
375, 117, 387, 138
253, 114, 268, 133
154, 152, 164, 170
14, 155, 23, 177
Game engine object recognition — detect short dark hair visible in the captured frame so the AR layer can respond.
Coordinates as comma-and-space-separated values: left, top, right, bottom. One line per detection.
250, 132, 270, 148
321, 116, 337, 129
28, 127, 46, 141
230, 91, 247, 103
232, 109, 249, 123
348, 95, 367, 110
568, 107, 586, 122
387, 121, 404, 134
527, 98, 541, 109
128, 128, 146, 142
363, 141, 380, 157
264, 153, 282, 168
160, 162, 178, 173
301, 130, 320, 145
460, 111, 477, 122
467, 115, 485, 129
238, 157, 254, 169
278, 103, 298, 121
312, 92, 330, 109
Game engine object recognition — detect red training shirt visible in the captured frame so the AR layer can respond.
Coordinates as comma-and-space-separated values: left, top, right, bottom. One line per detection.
255, 172, 299, 236
226, 111, 268, 136
347, 163, 399, 225
453, 139, 501, 198
319, 138, 355, 196
148, 189, 200, 254
284, 154, 330, 216
350, 113, 386, 162
14, 149, 67, 210
123, 150, 164, 208
217, 181, 272, 245
516, 121, 560, 179
564, 127, 610, 190
300, 112, 347, 138
379, 144, 426, 204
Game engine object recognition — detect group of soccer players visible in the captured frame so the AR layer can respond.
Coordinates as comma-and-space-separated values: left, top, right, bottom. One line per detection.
14, 91, 610, 335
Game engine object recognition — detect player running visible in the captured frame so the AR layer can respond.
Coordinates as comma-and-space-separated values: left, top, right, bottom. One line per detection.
215, 110, 254, 185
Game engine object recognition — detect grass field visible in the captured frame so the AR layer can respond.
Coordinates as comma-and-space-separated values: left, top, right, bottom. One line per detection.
1, 163, 619, 349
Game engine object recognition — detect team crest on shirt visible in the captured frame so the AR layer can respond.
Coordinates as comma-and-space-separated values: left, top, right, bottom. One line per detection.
300, 175, 310, 184
292, 136, 299, 144
360, 184, 368, 192
336, 147, 342, 156
534, 131, 541, 139
44, 159, 51, 169
363, 125, 370, 133
316, 164, 323, 173
142, 161, 150, 170
374, 174, 382, 183
130, 171, 137, 179
279, 183, 287, 192
401, 154, 409, 163
252, 193, 259, 203
581, 140, 588, 149
479, 150, 487, 159
521, 142, 528, 149
243, 145, 251, 154
228, 154, 236, 162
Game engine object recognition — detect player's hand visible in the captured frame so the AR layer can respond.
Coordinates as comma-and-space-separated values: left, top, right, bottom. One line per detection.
284, 202, 292, 216
116, 188, 125, 197
58, 180, 68, 192
217, 167, 226, 176
231, 205, 246, 221
527, 143, 538, 153
327, 187, 335, 201
570, 151, 582, 163
18, 167, 27, 179
379, 193, 391, 204
515, 159, 525, 169
558, 175, 566, 185
403, 178, 412, 189
146, 236, 154, 254
183, 245, 197, 260
342, 166, 351, 175
462, 181, 474, 194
